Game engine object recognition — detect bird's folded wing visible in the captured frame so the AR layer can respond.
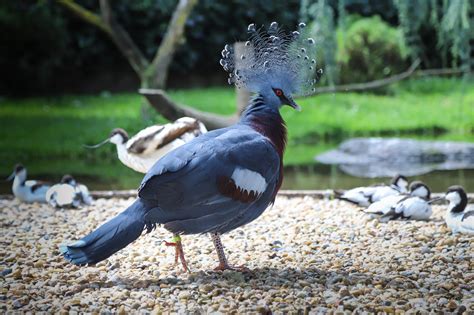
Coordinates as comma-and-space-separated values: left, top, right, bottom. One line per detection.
138, 127, 280, 224
126, 125, 166, 154
127, 120, 202, 155
25, 180, 50, 192
461, 211, 474, 231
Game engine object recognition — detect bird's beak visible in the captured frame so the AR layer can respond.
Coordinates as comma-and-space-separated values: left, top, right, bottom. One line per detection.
428, 196, 445, 204
83, 137, 110, 149
6, 172, 15, 181
285, 96, 301, 111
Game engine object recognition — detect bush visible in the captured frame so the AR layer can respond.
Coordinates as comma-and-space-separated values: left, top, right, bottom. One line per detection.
336, 15, 409, 84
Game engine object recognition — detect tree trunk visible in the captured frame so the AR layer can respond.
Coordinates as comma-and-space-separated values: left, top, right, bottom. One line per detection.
143, 0, 198, 89
140, 89, 238, 130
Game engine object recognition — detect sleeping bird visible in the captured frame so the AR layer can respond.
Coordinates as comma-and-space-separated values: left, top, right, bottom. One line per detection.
60, 22, 321, 271
363, 181, 433, 222
335, 174, 408, 207
444, 186, 474, 234
46, 175, 92, 208
7, 164, 50, 203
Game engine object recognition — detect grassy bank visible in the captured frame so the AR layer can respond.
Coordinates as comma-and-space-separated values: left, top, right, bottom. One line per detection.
0, 77, 473, 180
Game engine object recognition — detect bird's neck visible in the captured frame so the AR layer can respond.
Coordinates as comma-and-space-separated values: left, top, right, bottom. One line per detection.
116, 142, 130, 161
449, 199, 467, 214
13, 175, 25, 188
240, 94, 287, 158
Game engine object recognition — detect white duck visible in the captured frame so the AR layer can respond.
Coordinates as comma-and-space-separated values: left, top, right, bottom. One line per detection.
7, 164, 50, 203
46, 175, 92, 208
364, 181, 433, 221
86, 117, 207, 173
444, 186, 474, 234
335, 174, 408, 207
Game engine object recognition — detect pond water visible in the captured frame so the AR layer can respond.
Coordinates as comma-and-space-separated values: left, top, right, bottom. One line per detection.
1, 161, 473, 195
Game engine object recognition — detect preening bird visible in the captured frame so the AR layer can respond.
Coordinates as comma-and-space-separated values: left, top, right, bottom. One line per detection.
60, 22, 320, 271
86, 117, 207, 173
46, 175, 92, 208
335, 175, 408, 207
444, 186, 474, 234
364, 181, 433, 221
7, 164, 50, 203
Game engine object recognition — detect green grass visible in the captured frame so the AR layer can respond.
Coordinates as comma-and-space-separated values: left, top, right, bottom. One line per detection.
0, 77, 473, 181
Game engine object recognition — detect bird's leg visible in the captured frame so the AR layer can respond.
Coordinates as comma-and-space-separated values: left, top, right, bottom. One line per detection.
163, 235, 190, 272
211, 232, 249, 272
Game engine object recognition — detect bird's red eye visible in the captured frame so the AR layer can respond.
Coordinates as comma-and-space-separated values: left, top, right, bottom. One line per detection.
275, 89, 283, 97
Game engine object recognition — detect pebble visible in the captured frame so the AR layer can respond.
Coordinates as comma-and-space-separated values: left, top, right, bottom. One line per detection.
0, 196, 472, 312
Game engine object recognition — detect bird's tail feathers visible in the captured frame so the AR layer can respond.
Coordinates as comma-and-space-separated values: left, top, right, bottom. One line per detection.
60, 199, 153, 265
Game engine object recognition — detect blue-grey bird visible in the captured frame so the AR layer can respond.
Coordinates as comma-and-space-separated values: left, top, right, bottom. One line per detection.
60, 22, 320, 271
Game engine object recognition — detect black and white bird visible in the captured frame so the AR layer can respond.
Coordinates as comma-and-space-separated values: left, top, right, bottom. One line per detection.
7, 164, 50, 203
87, 117, 207, 173
364, 181, 433, 221
335, 174, 408, 207
444, 186, 474, 234
46, 175, 92, 208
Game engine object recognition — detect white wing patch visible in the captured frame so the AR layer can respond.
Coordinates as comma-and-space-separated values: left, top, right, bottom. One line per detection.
231, 167, 267, 195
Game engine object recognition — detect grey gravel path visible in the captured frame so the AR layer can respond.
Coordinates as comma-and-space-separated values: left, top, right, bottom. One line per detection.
0, 196, 473, 313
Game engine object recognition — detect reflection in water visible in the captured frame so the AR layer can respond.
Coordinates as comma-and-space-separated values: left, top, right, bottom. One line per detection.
2, 163, 472, 194
282, 164, 474, 192
316, 138, 474, 177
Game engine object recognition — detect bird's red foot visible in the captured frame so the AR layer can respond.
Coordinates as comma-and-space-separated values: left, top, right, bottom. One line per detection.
163, 236, 190, 273
213, 262, 250, 272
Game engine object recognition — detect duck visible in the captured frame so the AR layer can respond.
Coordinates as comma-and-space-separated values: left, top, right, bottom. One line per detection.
86, 117, 207, 173
335, 174, 408, 207
7, 164, 50, 203
363, 181, 433, 221
46, 175, 92, 208
444, 186, 474, 234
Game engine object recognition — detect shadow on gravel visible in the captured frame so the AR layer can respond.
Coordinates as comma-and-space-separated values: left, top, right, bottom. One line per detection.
104, 266, 420, 292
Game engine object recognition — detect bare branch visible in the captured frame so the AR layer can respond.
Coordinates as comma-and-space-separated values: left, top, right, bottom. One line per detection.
140, 89, 238, 130
308, 59, 422, 96
99, 0, 149, 75
416, 66, 471, 76
56, 0, 111, 35
145, 0, 198, 88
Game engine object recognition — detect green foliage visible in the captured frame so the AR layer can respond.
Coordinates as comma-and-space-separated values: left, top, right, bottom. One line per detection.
394, 0, 472, 70
336, 15, 409, 83
438, 0, 471, 70
0, 2, 70, 93
0, 0, 300, 95
301, 0, 339, 86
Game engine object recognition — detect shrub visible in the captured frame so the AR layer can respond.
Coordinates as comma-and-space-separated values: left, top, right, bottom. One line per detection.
336, 15, 409, 84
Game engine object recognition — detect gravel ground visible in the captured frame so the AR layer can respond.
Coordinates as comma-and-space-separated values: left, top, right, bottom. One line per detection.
1, 195, 473, 313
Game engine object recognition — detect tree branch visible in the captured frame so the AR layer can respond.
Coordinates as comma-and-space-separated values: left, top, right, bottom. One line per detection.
140, 89, 238, 130
145, 0, 198, 88
99, 0, 149, 75
56, 0, 112, 35
416, 66, 471, 77
308, 59, 422, 95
